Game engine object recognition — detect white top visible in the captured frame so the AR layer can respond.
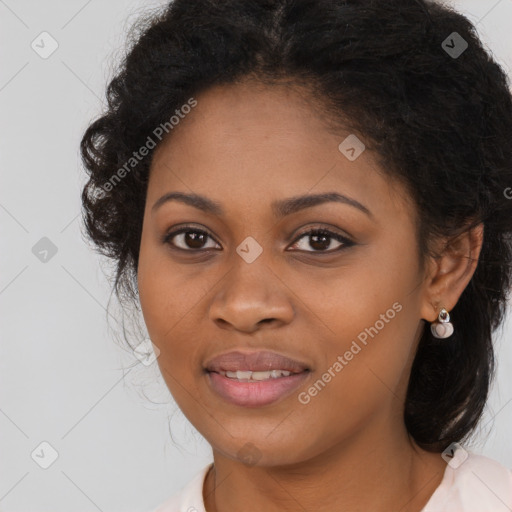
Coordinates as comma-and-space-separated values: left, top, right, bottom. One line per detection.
151, 449, 512, 512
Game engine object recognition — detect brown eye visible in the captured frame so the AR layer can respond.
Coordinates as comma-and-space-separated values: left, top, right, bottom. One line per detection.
164, 227, 221, 251
288, 229, 353, 253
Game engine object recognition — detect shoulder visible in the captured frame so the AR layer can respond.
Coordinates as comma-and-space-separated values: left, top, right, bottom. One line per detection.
149, 463, 212, 512
423, 448, 512, 512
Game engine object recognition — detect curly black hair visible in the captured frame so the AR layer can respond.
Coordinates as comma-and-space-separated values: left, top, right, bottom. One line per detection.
80, 0, 512, 452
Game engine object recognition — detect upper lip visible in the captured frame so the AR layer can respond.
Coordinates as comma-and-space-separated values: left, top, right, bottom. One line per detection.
205, 350, 310, 373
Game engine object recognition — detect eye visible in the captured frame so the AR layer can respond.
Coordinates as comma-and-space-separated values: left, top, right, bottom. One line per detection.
163, 225, 221, 251
162, 225, 354, 254
288, 228, 354, 253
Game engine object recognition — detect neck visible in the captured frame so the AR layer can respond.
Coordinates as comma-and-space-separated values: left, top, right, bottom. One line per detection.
203, 420, 446, 512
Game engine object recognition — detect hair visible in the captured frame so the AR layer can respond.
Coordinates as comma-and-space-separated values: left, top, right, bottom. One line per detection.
80, 0, 512, 452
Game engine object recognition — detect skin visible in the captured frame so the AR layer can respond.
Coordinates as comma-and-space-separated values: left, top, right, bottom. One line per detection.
137, 78, 484, 512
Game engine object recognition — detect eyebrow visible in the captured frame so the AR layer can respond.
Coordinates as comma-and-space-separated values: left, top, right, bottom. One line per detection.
151, 191, 372, 218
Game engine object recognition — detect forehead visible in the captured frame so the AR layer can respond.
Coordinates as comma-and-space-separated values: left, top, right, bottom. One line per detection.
148, 80, 412, 220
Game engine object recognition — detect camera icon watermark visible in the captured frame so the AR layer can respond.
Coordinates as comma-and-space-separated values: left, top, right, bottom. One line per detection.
31, 32, 59, 59
31, 441, 59, 469
133, 338, 160, 366
442, 32, 468, 59
237, 442, 262, 466
32, 237, 58, 263
338, 134, 366, 161
441, 442, 468, 469
236, 236, 263, 264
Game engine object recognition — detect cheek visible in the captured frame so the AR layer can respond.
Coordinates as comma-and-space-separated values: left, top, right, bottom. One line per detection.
287, 284, 421, 457
137, 234, 203, 335
137, 242, 217, 398
137, 239, 183, 360
292, 242, 420, 342
293, 238, 423, 392
138, 266, 202, 408
138, 270, 195, 352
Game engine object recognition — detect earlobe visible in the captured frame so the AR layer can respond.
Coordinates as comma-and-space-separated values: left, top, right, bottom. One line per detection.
420, 222, 484, 323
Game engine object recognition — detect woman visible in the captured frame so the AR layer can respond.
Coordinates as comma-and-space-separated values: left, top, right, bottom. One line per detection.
80, 0, 512, 510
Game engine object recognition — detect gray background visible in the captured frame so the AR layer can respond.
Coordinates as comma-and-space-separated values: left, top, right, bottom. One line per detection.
1, 1, 511, 511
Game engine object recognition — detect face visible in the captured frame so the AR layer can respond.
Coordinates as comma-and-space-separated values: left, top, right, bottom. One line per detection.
137, 79, 430, 466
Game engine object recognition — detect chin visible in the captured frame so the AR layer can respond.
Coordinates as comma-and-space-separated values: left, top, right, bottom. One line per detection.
207, 428, 314, 468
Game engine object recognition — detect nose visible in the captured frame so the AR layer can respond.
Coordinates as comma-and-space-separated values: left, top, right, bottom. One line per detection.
208, 259, 295, 334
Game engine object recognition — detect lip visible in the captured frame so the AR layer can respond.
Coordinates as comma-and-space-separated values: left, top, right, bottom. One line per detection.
204, 350, 310, 373
205, 350, 311, 407
207, 371, 310, 407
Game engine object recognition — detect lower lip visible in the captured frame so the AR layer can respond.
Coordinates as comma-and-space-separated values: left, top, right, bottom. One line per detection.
207, 371, 310, 407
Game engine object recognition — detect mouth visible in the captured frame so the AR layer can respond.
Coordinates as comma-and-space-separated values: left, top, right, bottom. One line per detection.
205, 350, 310, 373
215, 369, 298, 381
204, 350, 311, 407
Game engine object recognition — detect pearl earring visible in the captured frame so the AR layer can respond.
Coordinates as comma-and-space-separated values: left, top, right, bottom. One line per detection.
430, 307, 454, 339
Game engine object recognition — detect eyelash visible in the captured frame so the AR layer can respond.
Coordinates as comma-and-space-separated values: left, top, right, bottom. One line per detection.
162, 224, 355, 254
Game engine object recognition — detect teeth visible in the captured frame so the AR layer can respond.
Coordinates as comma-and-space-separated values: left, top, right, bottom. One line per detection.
219, 369, 292, 381
251, 371, 274, 380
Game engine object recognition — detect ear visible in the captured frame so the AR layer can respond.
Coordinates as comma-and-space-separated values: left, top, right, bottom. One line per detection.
420, 223, 484, 322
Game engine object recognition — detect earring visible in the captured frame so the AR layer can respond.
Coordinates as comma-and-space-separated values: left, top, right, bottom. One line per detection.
430, 307, 454, 339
